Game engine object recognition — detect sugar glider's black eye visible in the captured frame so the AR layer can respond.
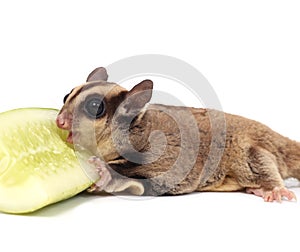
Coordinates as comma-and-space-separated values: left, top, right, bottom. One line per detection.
63, 89, 74, 104
84, 97, 105, 119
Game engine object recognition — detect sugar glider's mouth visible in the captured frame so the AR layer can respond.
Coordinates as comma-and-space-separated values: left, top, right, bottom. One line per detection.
66, 131, 73, 144
66, 131, 80, 144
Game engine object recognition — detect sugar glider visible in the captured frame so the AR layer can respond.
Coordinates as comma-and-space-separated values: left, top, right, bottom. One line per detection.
56, 67, 299, 202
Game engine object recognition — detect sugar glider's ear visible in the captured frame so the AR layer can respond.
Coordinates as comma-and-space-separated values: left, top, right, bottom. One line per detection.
122, 79, 153, 114
86, 67, 108, 82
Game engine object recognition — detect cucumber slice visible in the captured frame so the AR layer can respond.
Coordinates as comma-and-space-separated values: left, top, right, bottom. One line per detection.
0, 108, 97, 214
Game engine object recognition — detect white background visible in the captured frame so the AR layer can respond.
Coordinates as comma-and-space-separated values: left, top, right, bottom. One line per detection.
1, 0, 300, 251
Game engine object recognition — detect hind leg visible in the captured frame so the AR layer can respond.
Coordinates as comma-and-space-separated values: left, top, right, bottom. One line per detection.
243, 146, 296, 202
246, 187, 296, 202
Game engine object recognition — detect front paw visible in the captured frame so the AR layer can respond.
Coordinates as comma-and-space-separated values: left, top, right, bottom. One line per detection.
87, 156, 112, 193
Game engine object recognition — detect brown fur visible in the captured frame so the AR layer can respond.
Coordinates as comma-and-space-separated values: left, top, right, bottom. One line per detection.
57, 67, 300, 201
109, 105, 300, 196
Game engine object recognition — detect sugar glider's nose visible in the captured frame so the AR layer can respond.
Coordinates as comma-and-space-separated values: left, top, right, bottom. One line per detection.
56, 112, 72, 130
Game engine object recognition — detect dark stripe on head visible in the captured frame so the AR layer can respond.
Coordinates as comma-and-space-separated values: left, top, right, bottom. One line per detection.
65, 85, 84, 104
64, 82, 106, 104
63, 88, 74, 103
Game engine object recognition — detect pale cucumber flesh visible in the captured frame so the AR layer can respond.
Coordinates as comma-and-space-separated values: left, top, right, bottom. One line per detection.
0, 108, 97, 214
